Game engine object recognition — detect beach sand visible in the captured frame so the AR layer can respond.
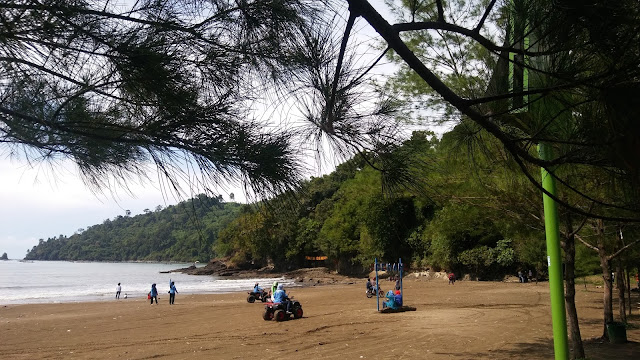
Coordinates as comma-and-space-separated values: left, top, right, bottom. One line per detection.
1, 278, 638, 359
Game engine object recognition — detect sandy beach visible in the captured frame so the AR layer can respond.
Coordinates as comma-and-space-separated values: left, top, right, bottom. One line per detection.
1, 277, 638, 359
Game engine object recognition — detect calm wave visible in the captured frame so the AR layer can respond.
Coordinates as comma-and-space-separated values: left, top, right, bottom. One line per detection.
0, 260, 285, 304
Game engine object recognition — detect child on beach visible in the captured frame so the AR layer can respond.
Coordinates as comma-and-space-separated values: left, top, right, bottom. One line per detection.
168, 282, 178, 305
150, 284, 158, 304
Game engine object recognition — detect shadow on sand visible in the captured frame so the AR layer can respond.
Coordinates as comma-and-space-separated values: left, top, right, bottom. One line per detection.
456, 336, 639, 359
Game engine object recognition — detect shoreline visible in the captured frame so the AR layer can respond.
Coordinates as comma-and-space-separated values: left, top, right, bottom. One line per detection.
1, 279, 638, 359
9, 259, 205, 265
0, 266, 358, 306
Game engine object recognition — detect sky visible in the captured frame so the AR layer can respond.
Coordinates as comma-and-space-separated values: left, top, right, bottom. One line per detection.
0, 1, 404, 260
0, 157, 247, 259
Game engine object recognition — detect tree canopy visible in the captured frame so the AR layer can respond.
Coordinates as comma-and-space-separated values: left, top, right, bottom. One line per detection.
0, 0, 326, 198
332, 0, 640, 221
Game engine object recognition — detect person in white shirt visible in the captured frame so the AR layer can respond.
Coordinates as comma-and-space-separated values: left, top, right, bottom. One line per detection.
116, 283, 122, 299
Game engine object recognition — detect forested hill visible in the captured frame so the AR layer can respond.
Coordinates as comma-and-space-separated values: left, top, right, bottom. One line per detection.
24, 195, 243, 262
25, 129, 610, 280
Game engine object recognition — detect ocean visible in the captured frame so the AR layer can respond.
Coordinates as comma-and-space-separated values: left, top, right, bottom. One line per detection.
0, 260, 285, 305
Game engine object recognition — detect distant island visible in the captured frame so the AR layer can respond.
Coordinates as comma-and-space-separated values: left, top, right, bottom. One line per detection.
1, 252, 8, 260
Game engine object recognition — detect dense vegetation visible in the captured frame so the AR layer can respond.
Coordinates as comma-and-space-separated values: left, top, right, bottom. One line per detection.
214, 127, 639, 280
25, 196, 242, 262
26, 127, 635, 283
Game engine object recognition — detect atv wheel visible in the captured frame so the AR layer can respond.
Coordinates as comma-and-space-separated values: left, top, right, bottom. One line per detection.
263, 309, 274, 321
293, 307, 303, 319
366, 291, 373, 298
274, 309, 286, 322
247, 295, 256, 303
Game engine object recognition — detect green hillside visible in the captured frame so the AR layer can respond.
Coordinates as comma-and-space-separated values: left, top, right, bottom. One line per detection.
25, 195, 242, 262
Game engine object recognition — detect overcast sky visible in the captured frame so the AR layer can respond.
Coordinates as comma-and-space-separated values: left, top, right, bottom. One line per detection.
0, 157, 247, 259
0, 1, 405, 260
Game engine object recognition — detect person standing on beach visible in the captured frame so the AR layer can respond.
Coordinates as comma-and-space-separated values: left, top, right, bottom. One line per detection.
448, 272, 456, 285
150, 284, 158, 305
116, 283, 121, 299
169, 282, 178, 305
270, 281, 278, 302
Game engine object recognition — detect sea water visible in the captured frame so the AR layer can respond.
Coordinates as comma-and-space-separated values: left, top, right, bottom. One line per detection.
0, 260, 285, 304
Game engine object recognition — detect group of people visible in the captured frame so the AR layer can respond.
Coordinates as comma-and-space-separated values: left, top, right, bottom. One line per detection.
251, 281, 293, 313
115, 282, 178, 304
366, 277, 404, 310
271, 282, 293, 313
117, 280, 289, 307
115, 283, 128, 299
383, 289, 403, 310
148, 282, 178, 304
517, 269, 534, 283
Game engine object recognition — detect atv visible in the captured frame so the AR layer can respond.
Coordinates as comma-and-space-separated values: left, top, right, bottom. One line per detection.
247, 289, 270, 303
366, 287, 384, 298
262, 298, 303, 321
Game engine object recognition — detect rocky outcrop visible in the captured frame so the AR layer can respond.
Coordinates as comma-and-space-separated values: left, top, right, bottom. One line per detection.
167, 259, 277, 278
284, 267, 355, 286
167, 262, 357, 286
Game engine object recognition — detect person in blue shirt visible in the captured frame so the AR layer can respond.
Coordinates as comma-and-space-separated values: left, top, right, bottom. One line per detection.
253, 283, 262, 293
393, 290, 403, 307
383, 290, 398, 310
169, 281, 178, 305
150, 283, 158, 305
272, 284, 291, 313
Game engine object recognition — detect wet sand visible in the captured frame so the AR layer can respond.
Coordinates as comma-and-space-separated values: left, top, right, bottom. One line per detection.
1, 278, 638, 359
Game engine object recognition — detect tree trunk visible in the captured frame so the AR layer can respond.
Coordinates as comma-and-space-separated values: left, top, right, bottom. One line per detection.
615, 260, 627, 322
615, 225, 629, 319
595, 220, 613, 339
626, 269, 632, 316
598, 252, 614, 338
562, 214, 585, 359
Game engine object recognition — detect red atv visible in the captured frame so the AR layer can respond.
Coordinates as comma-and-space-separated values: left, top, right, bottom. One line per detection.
247, 289, 270, 303
262, 298, 303, 321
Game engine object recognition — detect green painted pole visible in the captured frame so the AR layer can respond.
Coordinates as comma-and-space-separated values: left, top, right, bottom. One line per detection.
509, 2, 568, 356
538, 143, 569, 360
